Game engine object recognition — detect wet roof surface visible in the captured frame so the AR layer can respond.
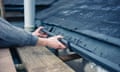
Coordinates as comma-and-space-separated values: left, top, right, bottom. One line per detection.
39, 0, 120, 38
36, 0, 79, 19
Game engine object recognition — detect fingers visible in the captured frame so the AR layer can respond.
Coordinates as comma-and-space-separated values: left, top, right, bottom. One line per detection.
55, 35, 66, 49
38, 34, 48, 38
33, 26, 48, 38
58, 42, 66, 49
37, 26, 44, 32
55, 35, 63, 39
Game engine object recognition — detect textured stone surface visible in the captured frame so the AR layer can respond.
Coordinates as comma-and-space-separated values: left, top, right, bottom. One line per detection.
37, 0, 120, 38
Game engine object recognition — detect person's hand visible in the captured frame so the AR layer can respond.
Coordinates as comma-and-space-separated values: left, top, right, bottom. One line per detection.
37, 35, 66, 49
32, 27, 47, 38
46, 35, 66, 49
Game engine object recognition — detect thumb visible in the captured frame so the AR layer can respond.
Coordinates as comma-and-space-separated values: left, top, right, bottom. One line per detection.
36, 27, 44, 32
55, 35, 64, 39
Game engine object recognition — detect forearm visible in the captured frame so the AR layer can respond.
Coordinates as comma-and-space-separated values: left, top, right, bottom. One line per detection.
0, 18, 66, 49
0, 18, 38, 48
36, 38, 48, 46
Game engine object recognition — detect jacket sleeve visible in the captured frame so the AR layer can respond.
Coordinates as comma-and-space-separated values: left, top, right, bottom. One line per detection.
0, 18, 38, 48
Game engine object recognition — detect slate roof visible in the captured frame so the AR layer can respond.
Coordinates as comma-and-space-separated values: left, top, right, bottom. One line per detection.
37, 0, 120, 38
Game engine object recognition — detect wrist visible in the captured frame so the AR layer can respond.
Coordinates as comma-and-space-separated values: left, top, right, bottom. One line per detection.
36, 38, 48, 46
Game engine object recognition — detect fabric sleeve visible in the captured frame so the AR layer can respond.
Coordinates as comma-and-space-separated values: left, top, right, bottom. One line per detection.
0, 18, 38, 48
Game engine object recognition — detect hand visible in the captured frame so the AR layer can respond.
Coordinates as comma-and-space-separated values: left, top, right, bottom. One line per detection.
32, 27, 47, 38
37, 35, 66, 49
46, 35, 66, 49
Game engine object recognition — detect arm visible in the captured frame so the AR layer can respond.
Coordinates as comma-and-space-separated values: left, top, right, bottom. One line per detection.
32, 27, 66, 49
0, 18, 66, 49
0, 18, 38, 48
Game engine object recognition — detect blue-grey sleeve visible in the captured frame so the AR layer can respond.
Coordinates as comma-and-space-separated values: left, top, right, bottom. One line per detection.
0, 18, 38, 48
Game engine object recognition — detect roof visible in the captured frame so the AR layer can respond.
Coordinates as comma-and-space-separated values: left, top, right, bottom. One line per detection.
37, 0, 120, 38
